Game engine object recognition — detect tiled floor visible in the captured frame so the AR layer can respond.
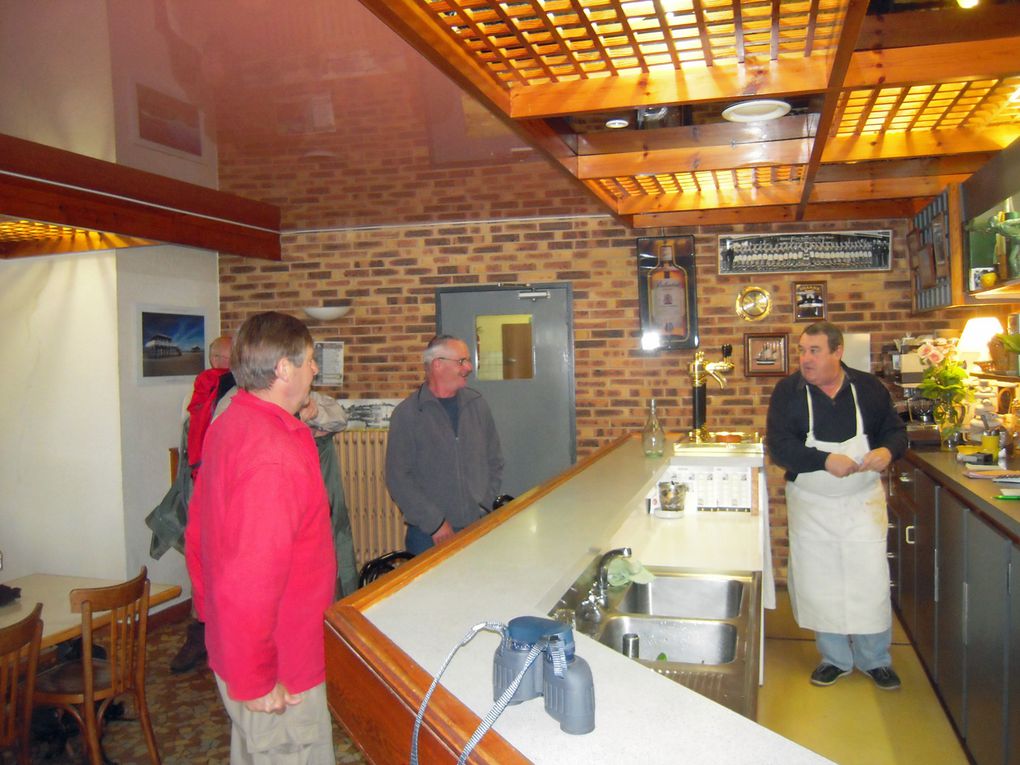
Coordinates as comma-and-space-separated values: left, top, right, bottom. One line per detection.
757, 589, 968, 764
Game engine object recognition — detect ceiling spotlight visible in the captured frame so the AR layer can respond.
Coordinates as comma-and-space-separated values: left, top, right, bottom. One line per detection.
605, 117, 630, 129
956, 0, 979, 8
721, 99, 792, 123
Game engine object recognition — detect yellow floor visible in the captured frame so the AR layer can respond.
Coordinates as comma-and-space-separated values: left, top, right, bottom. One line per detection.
757, 589, 968, 765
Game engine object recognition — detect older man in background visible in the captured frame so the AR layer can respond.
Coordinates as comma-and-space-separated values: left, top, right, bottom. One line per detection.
386, 334, 504, 555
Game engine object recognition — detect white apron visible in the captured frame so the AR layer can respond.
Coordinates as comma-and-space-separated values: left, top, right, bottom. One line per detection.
786, 384, 891, 635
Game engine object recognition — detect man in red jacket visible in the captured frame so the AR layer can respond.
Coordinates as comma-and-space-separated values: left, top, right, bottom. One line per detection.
186, 312, 336, 763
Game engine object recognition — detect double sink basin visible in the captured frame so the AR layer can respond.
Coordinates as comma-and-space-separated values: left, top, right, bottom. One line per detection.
548, 558, 761, 718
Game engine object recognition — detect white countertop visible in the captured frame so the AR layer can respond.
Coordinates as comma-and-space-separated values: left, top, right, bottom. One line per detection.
365, 438, 831, 764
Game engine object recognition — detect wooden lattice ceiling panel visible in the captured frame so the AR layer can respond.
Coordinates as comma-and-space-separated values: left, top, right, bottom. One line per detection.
834, 75, 1020, 137
595, 163, 805, 199
421, 0, 849, 88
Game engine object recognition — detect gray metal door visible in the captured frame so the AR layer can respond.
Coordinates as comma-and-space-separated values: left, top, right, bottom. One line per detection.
437, 284, 575, 498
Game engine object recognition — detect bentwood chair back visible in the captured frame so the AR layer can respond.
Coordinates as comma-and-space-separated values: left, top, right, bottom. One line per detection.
0, 603, 42, 765
33, 568, 160, 765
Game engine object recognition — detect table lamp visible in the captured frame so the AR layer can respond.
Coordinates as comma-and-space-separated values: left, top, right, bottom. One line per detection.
957, 316, 1004, 369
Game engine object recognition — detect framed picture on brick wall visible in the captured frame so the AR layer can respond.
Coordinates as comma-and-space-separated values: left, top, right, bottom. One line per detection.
744, 333, 789, 377
637, 236, 698, 351
719, 230, 892, 274
793, 281, 827, 322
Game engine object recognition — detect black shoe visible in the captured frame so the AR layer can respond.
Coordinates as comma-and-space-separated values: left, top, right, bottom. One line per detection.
170, 620, 207, 674
810, 663, 852, 686
863, 666, 901, 690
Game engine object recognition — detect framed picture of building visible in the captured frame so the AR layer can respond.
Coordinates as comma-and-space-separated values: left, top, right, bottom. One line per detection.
140, 310, 206, 379
637, 235, 699, 351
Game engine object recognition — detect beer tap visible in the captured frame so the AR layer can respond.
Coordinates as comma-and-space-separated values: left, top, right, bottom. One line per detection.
688, 345, 734, 442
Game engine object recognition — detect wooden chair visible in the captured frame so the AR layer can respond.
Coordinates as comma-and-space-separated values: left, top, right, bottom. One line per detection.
0, 603, 42, 765
34, 568, 160, 765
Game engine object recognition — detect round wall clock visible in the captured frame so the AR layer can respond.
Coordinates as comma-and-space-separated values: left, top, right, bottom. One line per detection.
736, 286, 772, 321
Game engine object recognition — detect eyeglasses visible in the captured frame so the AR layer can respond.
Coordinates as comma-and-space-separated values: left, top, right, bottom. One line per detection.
437, 357, 471, 367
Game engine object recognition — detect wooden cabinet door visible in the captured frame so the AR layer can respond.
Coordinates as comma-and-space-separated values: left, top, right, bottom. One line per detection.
937, 491, 967, 735
914, 473, 938, 675
965, 513, 1010, 765
890, 461, 918, 632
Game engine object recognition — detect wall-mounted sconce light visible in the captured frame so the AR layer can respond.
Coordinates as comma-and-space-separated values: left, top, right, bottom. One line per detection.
303, 305, 351, 321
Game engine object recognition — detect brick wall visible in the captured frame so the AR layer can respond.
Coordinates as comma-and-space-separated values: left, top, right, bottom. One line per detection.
217, 213, 998, 576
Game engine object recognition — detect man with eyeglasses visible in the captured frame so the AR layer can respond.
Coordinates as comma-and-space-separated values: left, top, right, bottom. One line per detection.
386, 334, 504, 555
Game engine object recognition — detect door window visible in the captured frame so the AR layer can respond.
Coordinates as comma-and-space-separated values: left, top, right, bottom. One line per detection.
475, 314, 534, 380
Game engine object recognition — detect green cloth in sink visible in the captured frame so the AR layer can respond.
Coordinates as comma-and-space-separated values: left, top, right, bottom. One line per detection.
606, 557, 655, 587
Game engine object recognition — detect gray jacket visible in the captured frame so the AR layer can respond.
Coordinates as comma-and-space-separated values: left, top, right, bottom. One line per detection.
385, 383, 504, 535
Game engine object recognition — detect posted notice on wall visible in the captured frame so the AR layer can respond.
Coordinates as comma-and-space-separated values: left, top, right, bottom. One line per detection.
313, 341, 344, 386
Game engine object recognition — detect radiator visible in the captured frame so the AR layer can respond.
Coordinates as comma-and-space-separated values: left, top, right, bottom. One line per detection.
336, 430, 405, 568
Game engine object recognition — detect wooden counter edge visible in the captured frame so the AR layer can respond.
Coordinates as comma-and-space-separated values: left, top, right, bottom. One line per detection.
324, 604, 528, 764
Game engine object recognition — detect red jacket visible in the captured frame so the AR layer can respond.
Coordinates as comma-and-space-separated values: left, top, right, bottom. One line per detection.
186, 367, 233, 472
186, 390, 336, 700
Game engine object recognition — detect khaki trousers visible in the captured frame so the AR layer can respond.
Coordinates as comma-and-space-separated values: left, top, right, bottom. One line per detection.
215, 676, 335, 765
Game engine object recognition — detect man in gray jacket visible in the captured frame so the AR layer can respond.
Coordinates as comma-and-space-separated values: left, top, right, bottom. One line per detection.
386, 335, 504, 555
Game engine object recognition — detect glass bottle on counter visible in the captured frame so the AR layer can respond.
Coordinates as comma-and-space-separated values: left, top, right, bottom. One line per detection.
642, 398, 665, 457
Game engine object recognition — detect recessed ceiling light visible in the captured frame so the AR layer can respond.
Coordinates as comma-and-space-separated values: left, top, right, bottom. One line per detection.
956, 0, 979, 8
721, 99, 792, 123
605, 117, 630, 129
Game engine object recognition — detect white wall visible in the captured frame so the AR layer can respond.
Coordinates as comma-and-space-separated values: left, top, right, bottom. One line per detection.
0, 0, 116, 160
116, 245, 220, 597
0, 252, 125, 580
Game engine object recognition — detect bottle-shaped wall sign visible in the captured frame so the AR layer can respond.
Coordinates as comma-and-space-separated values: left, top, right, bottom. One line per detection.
649, 241, 688, 337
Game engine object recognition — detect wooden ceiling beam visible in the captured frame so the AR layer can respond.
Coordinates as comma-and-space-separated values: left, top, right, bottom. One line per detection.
809, 174, 971, 202
814, 153, 995, 182
631, 198, 921, 227
857, 6, 1020, 50
822, 127, 1019, 163
574, 114, 817, 155
845, 36, 1020, 90
578, 138, 812, 178
618, 184, 803, 215
0, 133, 280, 260
0, 173, 280, 261
507, 57, 830, 119
795, 0, 871, 220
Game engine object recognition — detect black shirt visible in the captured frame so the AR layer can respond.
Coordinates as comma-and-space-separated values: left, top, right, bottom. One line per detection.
766, 364, 907, 481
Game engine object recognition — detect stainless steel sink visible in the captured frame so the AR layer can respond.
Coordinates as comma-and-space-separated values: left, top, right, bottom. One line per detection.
616, 574, 744, 619
547, 557, 761, 719
597, 616, 738, 665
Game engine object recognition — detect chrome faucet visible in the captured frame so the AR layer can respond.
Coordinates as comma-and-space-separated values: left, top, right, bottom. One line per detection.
594, 547, 632, 605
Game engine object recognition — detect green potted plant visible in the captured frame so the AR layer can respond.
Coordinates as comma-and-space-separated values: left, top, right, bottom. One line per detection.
916, 341, 974, 448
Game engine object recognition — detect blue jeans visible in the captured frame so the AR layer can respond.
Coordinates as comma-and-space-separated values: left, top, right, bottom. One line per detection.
405, 525, 434, 556
816, 628, 892, 672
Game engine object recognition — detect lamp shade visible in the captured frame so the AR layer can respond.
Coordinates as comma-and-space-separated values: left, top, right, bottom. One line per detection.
303, 305, 351, 321
957, 316, 1004, 361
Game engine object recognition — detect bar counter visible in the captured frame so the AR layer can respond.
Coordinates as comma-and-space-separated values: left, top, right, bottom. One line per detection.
906, 448, 1020, 540
324, 435, 831, 764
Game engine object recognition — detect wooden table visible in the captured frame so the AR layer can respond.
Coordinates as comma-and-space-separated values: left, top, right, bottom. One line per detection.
0, 574, 182, 649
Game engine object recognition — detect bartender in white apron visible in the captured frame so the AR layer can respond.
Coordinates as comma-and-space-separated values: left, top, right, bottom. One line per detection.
766, 322, 908, 690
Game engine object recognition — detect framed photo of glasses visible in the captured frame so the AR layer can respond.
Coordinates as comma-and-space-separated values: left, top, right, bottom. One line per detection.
744, 333, 789, 377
